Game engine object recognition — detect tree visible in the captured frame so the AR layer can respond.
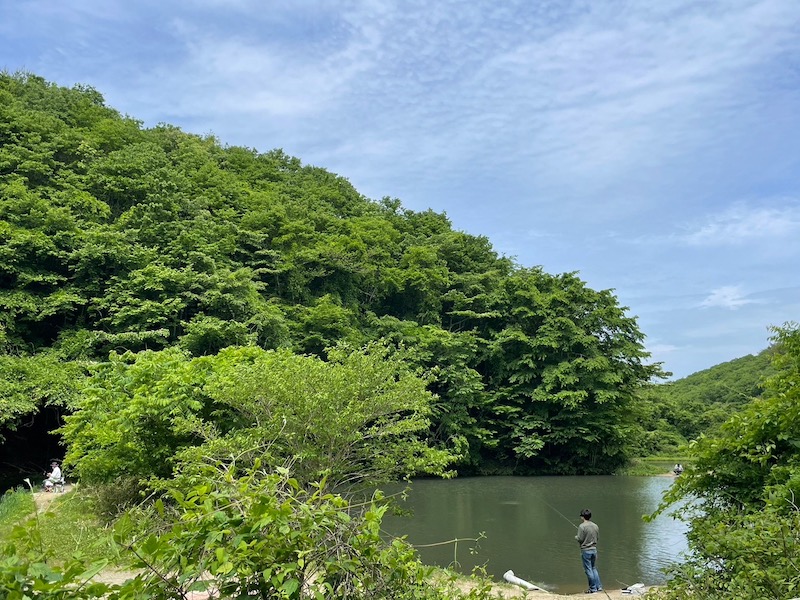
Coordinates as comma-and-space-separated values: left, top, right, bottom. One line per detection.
61, 344, 454, 492
0, 352, 85, 432
1, 72, 663, 478
483, 269, 663, 473
654, 323, 800, 599
185, 343, 455, 489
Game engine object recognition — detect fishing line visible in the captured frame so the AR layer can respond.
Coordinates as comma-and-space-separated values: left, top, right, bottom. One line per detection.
542, 499, 578, 529
544, 501, 611, 599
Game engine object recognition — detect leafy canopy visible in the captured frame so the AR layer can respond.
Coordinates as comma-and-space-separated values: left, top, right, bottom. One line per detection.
62, 343, 453, 490
1, 71, 663, 475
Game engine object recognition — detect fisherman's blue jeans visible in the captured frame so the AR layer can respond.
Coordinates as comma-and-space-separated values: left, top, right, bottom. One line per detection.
581, 548, 602, 592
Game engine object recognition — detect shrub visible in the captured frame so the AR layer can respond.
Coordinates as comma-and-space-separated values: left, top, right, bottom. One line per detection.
108, 459, 492, 599
62, 344, 455, 493
0, 518, 114, 599
653, 324, 800, 599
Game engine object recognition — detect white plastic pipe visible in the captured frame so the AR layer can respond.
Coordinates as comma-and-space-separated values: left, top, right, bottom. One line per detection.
503, 569, 544, 591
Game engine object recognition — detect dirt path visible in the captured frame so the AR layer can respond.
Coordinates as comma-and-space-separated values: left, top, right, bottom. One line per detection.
31, 484, 74, 512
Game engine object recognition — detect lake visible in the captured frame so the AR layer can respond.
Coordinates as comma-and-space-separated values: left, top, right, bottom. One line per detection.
381, 475, 688, 595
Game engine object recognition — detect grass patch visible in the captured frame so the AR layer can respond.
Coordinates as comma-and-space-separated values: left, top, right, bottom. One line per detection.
0, 486, 36, 534
2, 486, 124, 565
619, 457, 693, 476
35, 490, 123, 564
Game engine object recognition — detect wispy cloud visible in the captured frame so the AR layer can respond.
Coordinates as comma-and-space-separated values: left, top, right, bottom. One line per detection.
3, 0, 800, 378
700, 285, 756, 310
683, 201, 800, 246
71, 0, 799, 210
309, 0, 800, 212
626, 199, 800, 250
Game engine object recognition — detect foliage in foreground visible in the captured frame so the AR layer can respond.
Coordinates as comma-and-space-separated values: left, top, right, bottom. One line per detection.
113, 461, 490, 599
0, 483, 116, 600
0, 464, 496, 599
652, 323, 800, 600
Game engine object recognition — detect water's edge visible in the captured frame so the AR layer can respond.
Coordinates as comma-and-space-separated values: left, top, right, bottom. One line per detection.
381, 475, 687, 595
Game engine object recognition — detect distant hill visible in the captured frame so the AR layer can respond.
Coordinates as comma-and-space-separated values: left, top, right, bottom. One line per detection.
653, 349, 776, 442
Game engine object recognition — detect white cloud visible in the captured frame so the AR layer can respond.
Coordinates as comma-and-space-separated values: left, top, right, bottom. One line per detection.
3, 0, 800, 380
700, 286, 756, 310
684, 201, 800, 246
152, 13, 384, 119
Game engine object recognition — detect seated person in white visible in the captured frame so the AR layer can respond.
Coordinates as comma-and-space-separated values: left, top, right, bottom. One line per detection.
44, 461, 63, 491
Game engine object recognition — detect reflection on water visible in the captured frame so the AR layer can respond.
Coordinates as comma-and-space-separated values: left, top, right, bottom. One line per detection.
381, 476, 688, 595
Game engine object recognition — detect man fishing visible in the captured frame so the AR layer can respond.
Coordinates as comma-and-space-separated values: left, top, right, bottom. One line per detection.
576, 508, 603, 594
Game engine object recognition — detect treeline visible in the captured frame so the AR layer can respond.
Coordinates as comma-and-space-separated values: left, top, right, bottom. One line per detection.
633, 349, 775, 455
0, 72, 666, 477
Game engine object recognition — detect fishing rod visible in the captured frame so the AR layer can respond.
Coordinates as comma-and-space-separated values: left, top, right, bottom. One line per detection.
542, 499, 578, 529
543, 501, 612, 600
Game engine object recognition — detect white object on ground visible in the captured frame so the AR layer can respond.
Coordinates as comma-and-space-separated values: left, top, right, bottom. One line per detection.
622, 582, 647, 595
503, 570, 544, 591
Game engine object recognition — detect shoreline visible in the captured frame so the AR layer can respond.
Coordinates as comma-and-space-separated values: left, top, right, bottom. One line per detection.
33, 484, 666, 599
94, 568, 655, 599
455, 578, 655, 598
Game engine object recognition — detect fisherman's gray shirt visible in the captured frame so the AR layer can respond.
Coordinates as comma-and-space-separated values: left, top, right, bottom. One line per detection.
576, 520, 599, 550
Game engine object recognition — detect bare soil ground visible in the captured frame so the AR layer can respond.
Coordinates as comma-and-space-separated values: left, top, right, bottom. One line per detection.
31, 484, 73, 512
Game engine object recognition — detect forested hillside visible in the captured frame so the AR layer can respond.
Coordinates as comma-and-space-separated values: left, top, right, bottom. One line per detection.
632, 350, 775, 455
657, 350, 774, 439
0, 72, 664, 479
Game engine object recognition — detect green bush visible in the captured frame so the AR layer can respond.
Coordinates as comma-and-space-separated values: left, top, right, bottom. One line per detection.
110, 460, 487, 599
82, 476, 149, 522
62, 344, 454, 493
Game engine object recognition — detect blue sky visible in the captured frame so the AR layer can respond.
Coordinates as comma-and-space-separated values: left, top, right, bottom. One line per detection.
2, 0, 799, 379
